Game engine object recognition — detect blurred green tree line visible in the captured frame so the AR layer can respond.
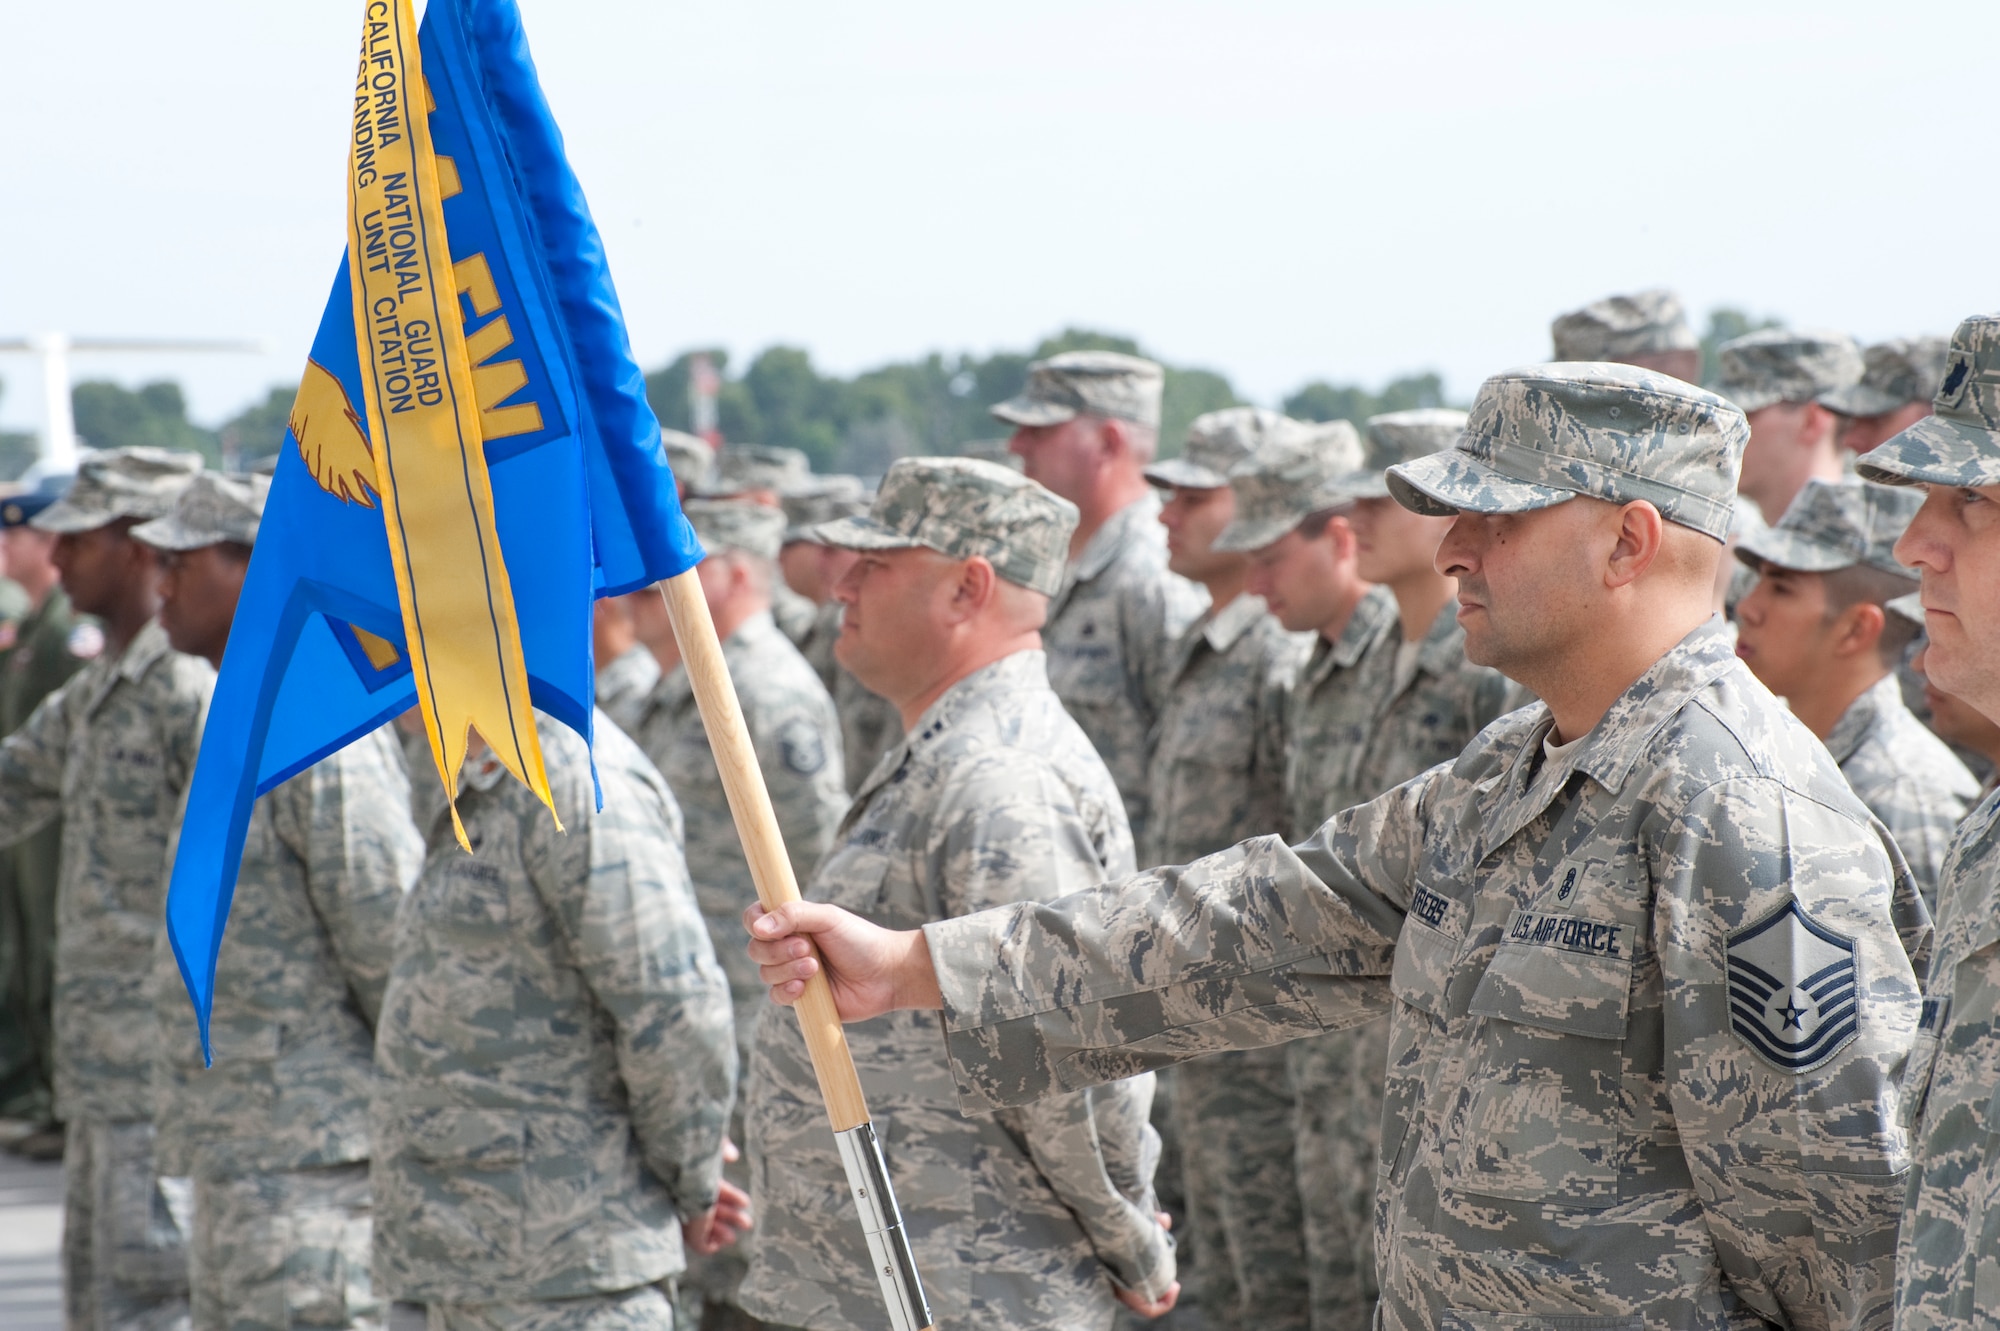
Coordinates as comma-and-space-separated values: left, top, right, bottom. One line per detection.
1, 307, 1782, 480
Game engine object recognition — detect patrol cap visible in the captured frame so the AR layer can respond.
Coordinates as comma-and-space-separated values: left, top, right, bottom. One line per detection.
780, 475, 869, 545
685, 498, 786, 562
1734, 478, 1920, 578
32, 447, 203, 534
662, 429, 715, 491
1715, 328, 1864, 413
1386, 363, 1747, 541
1335, 408, 1473, 504
1886, 591, 1925, 628
1212, 419, 1365, 553
989, 351, 1164, 431
132, 471, 270, 552
1821, 337, 1949, 417
811, 456, 1079, 596
1145, 407, 1294, 489
703, 444, 810, 497
0, 476, 71, 529
1859, 315, 2000, 489
1550, 289, 1699, 362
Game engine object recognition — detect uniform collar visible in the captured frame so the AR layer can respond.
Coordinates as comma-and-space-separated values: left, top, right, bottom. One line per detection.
849, 650, 1046, 807
726, 608, 782, 651
1198, 590, 1270, 654
1069, 492, 1161, 585
1822, 672, 1902, 767
1477, 617, 1740, 849
116, 617, 174, 685
1302, 585, 1397, 689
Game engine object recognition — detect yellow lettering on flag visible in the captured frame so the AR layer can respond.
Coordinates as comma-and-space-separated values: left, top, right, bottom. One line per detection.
343, 0, 556, 846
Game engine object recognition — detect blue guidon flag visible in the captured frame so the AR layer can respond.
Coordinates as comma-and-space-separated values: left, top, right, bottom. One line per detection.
1725, 899, 1861, 1073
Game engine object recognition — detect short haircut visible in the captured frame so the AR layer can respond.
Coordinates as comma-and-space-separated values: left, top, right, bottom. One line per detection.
1822, 563, 1920, 666
1295, 507, 1348, 541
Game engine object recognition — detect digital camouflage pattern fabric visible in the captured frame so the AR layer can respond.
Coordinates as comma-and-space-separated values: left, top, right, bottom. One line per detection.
1821, 674, 1976, 911
1283, 588, 1515, 1331
990, 350, 1165, 430
702, 444, 811, 498
1390, 364, 1748, 541
370, 712, 736, 1305
1212, 419, 1365, 554
926, 621, 1926, 1331
1858, 313, 2000, 490
1549, 289, 1699, 362
594, 643, 660, 739
814, 455, 1081, 597
1142, 591, 1310, 1328
1144, 405, 1297, 491
662, 429, 715, 494
190, 1163, 376, 1331
30, 446, 203, 534
130, 471, 267, 550
1715, 328, 1866, 414
1822, 337, 1950, 417
740, 651, 1174, 1331
1896, 787, 2000, 1331
628, 609, 844, 1065
64, 1119, 192, 1331
1735, 476, 1923, 577
1039, 492, 1206, 848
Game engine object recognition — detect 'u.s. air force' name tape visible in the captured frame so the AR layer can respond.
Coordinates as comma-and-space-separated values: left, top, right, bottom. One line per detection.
1726, 898, 1860, 1074
1504, 909, 1627, 958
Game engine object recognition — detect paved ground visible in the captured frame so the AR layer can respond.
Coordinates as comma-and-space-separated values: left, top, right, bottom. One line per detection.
0, 1144, 62, 1331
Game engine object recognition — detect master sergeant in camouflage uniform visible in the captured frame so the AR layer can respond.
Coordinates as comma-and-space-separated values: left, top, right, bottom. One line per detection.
370, 712, 739, 1331
137, 473, 426, 1331
1853, 312, 2000, 1331
750, 364, 1930, 1331
739, 458, 1175, 1331
0, 447, 208, 1331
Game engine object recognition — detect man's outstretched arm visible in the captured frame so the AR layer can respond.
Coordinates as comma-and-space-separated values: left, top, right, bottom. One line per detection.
748, 786, 1425, 1111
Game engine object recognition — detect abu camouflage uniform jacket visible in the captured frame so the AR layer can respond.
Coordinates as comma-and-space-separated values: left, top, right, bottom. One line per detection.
1897, 786, 2000, 1330
370, 712, 736, 1303
1823, 673, 1977, 911
926, 622, 1927, 1331
595, 643, 661, 738
151, 725, 423, 1179
1042, 492, 1206, 849
739, 651, 1174, 1331
0, 618, 212, 1122
630, 609, 846, 1059
1141, 591, 1306, 870
1283, 585, 1400, 838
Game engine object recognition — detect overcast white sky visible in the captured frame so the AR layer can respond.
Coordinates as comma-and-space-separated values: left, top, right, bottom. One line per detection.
4, 1, 1995, 434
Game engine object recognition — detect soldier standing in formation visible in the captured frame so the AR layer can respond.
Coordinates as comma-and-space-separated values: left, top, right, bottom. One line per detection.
0, 477, 92, 1155
1824, 337, 1948, 458
135, 473, 425, 1331
1140, 408, 1314, 1330
1854, 312, 2000, 1328
0, 448, 209, 1330
1718, 329, 1866, 524
1732, 478, 1977, 905
779, 478, 903, 794
738, 458, 1175, 1331
749, 364, 1928, 1331
992, 351, 1206, 850
700, 446, 821, 646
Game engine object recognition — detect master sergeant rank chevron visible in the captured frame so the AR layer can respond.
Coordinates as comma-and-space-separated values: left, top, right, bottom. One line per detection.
1726, 899, 1860, 1073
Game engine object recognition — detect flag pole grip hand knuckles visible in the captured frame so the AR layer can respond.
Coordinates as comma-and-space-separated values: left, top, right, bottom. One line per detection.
660, 574, 936, 1331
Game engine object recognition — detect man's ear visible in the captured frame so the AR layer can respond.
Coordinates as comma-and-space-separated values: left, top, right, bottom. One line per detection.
1096, 416, 1131, 463
1832, 601, 1887, 660
1605, 501, 1666, 589
950, 556, 998, 620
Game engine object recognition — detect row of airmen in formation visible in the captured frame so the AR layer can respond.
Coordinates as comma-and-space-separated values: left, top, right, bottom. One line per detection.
0, 289, 1996, 1331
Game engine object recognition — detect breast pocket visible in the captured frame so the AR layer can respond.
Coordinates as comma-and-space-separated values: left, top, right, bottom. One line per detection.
1450, 920, 1635, 1209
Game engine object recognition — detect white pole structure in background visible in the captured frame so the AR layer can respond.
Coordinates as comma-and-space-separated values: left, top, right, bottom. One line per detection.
0, 335, 262, 477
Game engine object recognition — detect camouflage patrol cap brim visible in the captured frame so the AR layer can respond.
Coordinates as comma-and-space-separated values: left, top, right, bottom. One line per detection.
1148, 406, 1294, 491
32, 446, 204, 534
685, 499, 787, 562
780, 475, 869, 544
990, 350, 1165, 430
1212, 419, 1365, 553
1859, 315, 2000, 489
1732, 478, 1919, 578
1821, 337, 1950, 418
131, 471, 270, 552
1385, 363, 1746, 540
812, 456, 1079, 595
1143, 457, 1229, 489
1716, 328, 1865, 414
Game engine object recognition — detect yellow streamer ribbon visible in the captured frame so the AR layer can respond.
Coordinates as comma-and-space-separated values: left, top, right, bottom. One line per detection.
343, 0, 556, 846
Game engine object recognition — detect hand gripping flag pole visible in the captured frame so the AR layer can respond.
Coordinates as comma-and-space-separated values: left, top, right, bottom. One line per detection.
660, 574, 934, 1331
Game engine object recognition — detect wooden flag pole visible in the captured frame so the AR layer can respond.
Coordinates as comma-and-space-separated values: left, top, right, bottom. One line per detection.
660, 571, 934, 1331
